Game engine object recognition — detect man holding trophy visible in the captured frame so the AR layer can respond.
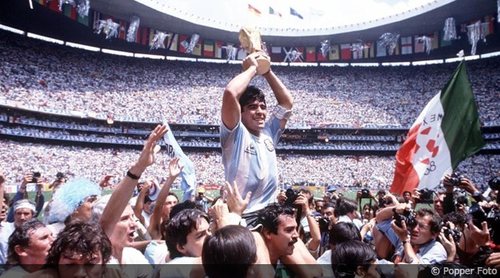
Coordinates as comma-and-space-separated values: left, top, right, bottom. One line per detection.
221, 25, 294, 227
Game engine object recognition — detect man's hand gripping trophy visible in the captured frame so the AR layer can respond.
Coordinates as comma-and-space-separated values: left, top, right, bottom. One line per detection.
239, 25, 271, 75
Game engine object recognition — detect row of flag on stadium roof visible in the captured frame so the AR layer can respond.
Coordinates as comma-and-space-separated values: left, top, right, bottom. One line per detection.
248, 4, 304, 20
36, 1, 496, 61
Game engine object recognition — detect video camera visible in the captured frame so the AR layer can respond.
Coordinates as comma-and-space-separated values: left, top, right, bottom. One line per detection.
393, 208, 417, 228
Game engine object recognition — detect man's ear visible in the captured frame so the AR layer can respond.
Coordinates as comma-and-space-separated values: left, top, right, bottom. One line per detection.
262, 228, 272, 240
355, 266, 365, 277
14, 245, 27, 257
176, 243, 187, 255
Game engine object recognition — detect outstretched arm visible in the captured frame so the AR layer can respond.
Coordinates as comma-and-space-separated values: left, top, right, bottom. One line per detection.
221, 53, 258, 130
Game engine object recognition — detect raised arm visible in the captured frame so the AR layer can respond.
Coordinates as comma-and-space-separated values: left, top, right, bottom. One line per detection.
262, 69, 293, 129
100, 125, 168, 238
221, 54, 258, 130
147, 157, 182, 240
133, 182, 150, 227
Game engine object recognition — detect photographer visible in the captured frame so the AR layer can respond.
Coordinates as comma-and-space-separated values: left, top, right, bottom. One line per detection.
318, 202, 337, 256
443, 173, 485, 215
390, 208, 447, 264
278, 188, 321, 258
7, 173, 45, 222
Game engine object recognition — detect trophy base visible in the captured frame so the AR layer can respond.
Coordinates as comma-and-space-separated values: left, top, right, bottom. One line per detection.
255, 55, 270, 75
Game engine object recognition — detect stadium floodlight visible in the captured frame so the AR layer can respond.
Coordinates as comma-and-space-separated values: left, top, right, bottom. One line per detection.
271, 62, 288, 66
102, 49, 133, 57
350, 63, 379, 67
289, 62, 318, 67
0, 24, 24, 35
319, 63, 349, 67
382, 62, 411, 66
412, 59, 443, 66
197, 58, 227, 64
166, 56, 196, 62
134, 53, 165, 60
27, 33, 64, 45
481, 51, 500, 58
227, 60, 243, 64
66, 42, 99, 52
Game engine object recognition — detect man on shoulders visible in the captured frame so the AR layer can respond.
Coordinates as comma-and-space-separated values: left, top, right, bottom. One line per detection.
221, 53, 293, 227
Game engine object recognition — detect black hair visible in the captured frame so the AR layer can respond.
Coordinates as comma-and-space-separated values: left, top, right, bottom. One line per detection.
239, 85, 266, 111
257, 203, 295, 235
169, 200, 197, 220
329, 222, 361, 246
331, 241, 377, 278
165, 208, 210, 260
202, 225, 256, 278
46, 221, 112, 265
7, 219, 46, 265
337, 198, 358, 216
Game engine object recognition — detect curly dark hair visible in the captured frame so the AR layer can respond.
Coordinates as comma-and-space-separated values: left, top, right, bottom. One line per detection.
7, 219, 46, 265
257, 203, 295, 235
46, 221, 112, 265
239, 85, 266, 111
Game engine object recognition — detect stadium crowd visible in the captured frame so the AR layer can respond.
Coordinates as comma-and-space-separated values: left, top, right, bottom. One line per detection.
0, 140, 498, 193
0, 30, 499, 128
0, 27, 500, 278
0, 127, 499, 278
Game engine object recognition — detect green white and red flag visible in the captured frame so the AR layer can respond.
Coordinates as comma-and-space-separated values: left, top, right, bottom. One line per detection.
390, 61, 485, 195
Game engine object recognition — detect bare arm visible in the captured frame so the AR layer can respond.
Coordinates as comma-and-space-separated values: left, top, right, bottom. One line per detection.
148, 157, 182, 240
100, 125, 168, 238
221, 54, 258, 130
262, 69, 293, 130
133, 183, 150, 227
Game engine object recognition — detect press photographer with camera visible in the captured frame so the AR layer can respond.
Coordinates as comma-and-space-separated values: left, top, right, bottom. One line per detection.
277, 188, 321, 258
7, 172, 45, 222
390, 207, 447, 264
443, 173, 486, 215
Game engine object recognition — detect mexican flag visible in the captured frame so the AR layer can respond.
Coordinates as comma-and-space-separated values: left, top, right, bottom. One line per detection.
390, 61, 485, 195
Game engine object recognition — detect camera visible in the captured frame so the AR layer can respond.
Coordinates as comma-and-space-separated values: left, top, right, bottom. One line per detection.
489, 177, 500, 191
416, 188, 434, 204
449, 172, 463, 186
469, 202, 487, 229
284, 188, 300, 207
31, 172, 41, 183
318, 217, 331, 232
442, 223, 461, 244
393, 208, 417, 228
56, 172, 65, 180
361, 188, 370, 199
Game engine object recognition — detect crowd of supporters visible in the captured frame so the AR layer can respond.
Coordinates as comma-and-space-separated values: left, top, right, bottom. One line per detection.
0, 30, 499, 128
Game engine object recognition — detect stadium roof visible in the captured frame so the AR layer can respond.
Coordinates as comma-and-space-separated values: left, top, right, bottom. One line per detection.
90, 0, 496, 46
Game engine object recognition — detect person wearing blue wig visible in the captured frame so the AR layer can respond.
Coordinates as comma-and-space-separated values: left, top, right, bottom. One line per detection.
46, 178, 101, 237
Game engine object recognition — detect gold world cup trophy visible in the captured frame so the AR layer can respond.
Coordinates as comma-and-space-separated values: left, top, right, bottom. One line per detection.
239, 25, 271, 75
